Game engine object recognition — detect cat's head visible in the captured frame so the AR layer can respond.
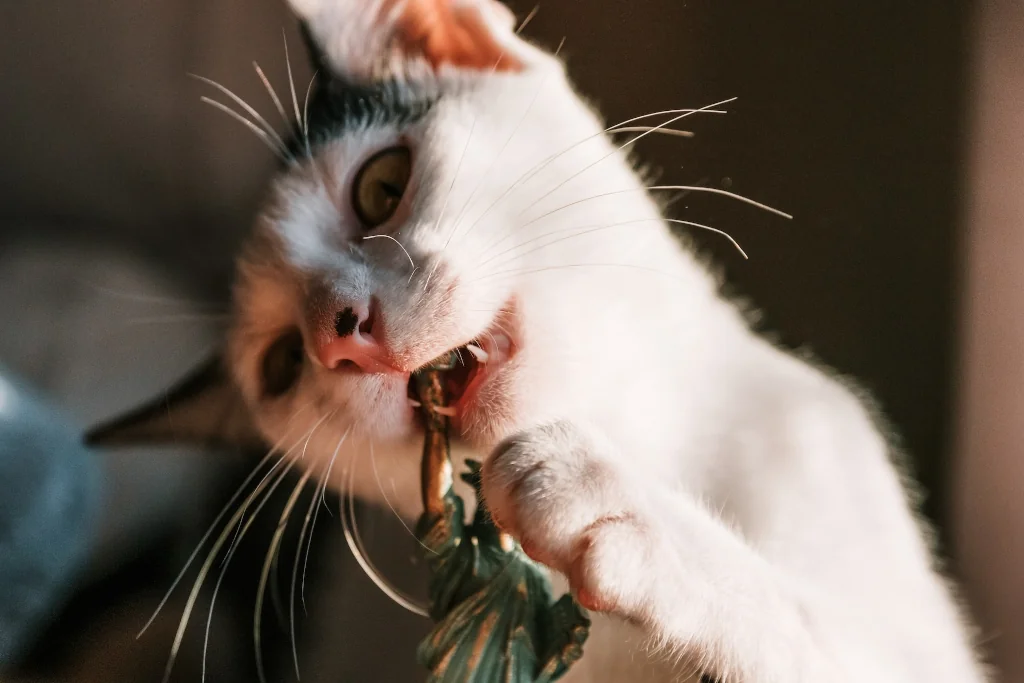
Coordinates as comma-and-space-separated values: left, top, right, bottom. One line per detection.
89, 0, 683, 503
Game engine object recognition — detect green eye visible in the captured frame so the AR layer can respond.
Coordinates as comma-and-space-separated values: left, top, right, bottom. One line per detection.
261, 328, 304, 398
352, 146, 412, 229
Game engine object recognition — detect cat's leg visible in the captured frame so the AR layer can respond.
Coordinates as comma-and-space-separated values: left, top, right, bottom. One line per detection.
480, 420, 849, 683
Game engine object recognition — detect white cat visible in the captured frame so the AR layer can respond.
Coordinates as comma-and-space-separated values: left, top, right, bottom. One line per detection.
90, 0, 989, 680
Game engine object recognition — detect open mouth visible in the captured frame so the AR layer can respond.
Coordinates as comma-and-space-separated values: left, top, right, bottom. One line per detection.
406, 308, 517, 422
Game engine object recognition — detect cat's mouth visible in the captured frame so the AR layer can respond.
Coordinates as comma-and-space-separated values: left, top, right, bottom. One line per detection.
407, 305, 518, 426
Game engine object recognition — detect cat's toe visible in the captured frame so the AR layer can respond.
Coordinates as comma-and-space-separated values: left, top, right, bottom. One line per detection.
481, 420, 634, 573
568, 515, 654, 615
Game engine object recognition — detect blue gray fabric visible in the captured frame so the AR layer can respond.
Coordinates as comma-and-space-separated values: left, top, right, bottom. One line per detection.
0, 368, 102, 668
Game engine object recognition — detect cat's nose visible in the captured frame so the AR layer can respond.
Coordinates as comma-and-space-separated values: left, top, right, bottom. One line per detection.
315, 300, 403, 374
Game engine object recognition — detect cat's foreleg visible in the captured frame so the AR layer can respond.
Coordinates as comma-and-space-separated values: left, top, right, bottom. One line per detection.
480, 420, 845, 683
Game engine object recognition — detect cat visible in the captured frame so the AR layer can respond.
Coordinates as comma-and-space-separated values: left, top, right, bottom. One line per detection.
88, 0, 990, 680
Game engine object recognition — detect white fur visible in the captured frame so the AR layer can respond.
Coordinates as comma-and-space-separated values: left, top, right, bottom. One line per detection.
222, 3, 989, 681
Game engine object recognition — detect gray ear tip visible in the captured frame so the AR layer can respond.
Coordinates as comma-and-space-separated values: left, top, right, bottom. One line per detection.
82, 421, 124, 448
79, 352, 265, 453
79, 353, 222, 449
82, 411, 160, 448
82, 426, 106, 447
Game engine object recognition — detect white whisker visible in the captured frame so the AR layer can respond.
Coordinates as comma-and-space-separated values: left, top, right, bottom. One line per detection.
605, 107, 729, 129
610, 126, 694, 138
423, 45, 514, 291
199, 453, 302, 683
363, 234, 416, 273
665, 217, 748, 257
341, 455, 429, 617
290, 427, 349, 680
423, 108, 482, 293
141, 416, 306, 678
84, 283, 224, 309
289, 477, 326, 681
255, 467, 315, 683
518, 184, 790, 235
224, 409, 328, 563
475, 216, 746, 275
444, 37, 565, 253
650, 185, 792, 219
515, 5, 540, 34
198, 97, 288, 160
519, 98, 737, 219
253, 61, 289, 129
283, 30, 303, 130
201, 413, 329, 683
460, 105, 728, 245
369, 440, 436, 555
168, 423, 314, 683
307, 429, 346, 599
191, 74, 291, 157
471, 261, 690, 286
135, 449, 278, 640
123, 313, 230, 326
302, 71, 318, 144
222, 453, 291, 566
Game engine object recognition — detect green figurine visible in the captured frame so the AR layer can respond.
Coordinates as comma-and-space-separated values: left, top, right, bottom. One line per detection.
411, 354, 590, 683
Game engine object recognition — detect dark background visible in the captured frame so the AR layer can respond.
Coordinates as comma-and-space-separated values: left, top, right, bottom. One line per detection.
513, 1, 972, 536
0, 0, 976, 680
1, 0, 971, 529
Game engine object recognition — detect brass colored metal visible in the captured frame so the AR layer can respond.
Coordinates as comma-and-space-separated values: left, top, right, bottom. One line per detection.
411, 352, 590, 683
413, 350, 458, 519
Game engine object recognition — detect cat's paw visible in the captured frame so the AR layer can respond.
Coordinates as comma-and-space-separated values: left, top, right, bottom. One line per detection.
480, 421, 655, 615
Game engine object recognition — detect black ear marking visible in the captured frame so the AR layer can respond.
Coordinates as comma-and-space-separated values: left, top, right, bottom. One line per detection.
85, 354, 266, 451
284, 17, 437, 158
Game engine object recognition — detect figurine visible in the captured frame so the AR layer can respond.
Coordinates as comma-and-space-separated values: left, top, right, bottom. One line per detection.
411, 353, 590, 683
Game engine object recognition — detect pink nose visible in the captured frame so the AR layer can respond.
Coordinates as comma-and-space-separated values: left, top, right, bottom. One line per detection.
316, 301, 402, 374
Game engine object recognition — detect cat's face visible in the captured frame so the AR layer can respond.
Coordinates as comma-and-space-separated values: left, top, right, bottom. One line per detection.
90, 0, 675, 505
231, 0, 652, 468
229, 108, 528, 459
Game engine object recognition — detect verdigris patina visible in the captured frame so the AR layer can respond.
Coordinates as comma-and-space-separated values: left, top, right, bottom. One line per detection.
411, 353, 590, 683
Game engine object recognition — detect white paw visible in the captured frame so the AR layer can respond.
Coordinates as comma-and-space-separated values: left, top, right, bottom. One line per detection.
480, 421, 655, 615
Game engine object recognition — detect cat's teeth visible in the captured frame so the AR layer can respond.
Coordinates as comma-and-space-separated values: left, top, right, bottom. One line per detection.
409, 399, 422, 408
466, 344, 489, 363
433, 405, 458, 417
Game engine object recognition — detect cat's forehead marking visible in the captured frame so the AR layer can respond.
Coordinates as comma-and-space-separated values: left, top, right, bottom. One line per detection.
289, 76, 440, 156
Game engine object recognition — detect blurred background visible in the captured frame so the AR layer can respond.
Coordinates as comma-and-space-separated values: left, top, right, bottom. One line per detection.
0, 0, 1020, 680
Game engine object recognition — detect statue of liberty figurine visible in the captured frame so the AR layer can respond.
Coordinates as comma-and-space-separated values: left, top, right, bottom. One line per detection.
412, 354, 590, 683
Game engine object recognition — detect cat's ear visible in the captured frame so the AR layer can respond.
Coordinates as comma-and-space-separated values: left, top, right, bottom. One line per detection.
85, 355, 266, 451
298, 18, 332, 77
289, 0, 542, 81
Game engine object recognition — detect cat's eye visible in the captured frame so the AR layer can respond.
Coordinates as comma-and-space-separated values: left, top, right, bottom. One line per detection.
261, 328, 305, 398
351, 146, 412, 229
